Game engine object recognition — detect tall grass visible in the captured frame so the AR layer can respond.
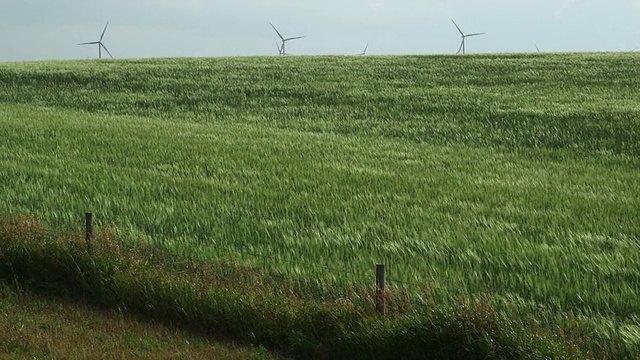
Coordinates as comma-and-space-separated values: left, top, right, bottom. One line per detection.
1, 53, 639, 357
0, 215, 586, 359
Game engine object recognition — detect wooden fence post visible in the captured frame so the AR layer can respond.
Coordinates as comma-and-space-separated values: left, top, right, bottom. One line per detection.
85, 212, 93, 252
376, 264, 386, 316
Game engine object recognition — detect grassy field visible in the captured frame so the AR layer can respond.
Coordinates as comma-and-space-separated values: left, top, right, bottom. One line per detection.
1, 53, 639, 357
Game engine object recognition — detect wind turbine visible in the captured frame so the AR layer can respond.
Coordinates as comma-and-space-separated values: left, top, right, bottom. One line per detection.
78, 22, 113, 59
451, 19, 485, 54
269, 22, 305, 55
357, 43, 369, 56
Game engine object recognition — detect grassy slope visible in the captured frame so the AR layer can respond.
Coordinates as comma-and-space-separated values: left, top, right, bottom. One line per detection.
0, 217, 583, 359
1, 53, 639, 357
0, 282, 279, 359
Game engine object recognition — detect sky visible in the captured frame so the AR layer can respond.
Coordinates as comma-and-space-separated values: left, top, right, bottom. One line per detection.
1, 0, 639, 62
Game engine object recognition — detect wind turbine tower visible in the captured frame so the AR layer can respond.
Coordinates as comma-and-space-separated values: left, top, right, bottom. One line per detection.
451, 19, 485, 54
78, 22, 113, 59
358, 43, 369, 56
269, 22, 305, 55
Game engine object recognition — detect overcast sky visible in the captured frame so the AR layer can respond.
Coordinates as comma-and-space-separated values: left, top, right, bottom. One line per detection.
1, 0, 639, 61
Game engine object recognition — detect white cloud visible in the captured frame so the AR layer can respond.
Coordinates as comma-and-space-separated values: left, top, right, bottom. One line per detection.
554, 0, 580, 17
370, 0, 385, 11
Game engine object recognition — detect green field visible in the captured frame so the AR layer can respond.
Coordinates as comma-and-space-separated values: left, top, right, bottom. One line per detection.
1, 53, 639, 357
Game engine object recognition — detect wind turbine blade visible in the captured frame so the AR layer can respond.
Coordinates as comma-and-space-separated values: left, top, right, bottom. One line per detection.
269, 22, 285, 41
363, 43, 369, 54
78, 41, 99, 45
451, 19, 464, 36
466, 32, 485, 37
102, 44, 113, 59
285, 36, 305, 41
456, 40, 464, 54
100, 22, 109, 41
